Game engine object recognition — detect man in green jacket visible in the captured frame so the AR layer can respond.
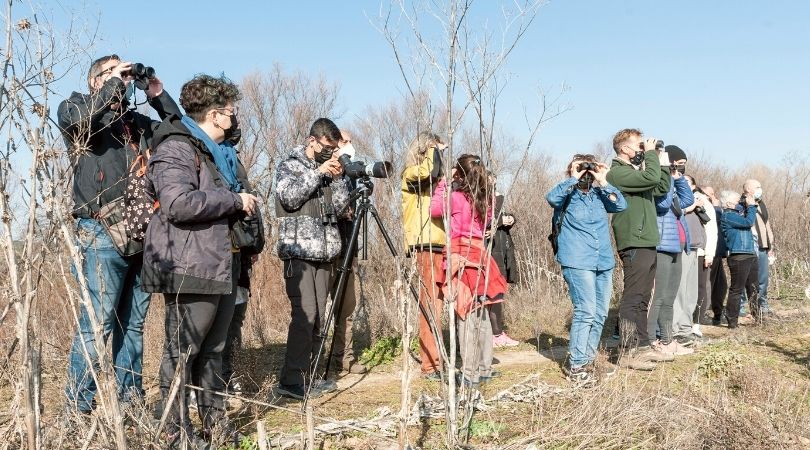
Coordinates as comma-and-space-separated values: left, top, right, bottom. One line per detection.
606, 128, 672, 370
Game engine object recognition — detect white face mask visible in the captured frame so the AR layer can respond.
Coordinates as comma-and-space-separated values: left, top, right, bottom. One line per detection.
754, 188, 763, 200
338, 142, 356, 159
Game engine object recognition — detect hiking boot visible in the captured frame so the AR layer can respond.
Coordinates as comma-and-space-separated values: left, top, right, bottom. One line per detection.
343, 360, 369, 374
617, 350, 657, 371
658, 341, 694, 356
493, 332, 520, 348
727, 319, 739, 329
711, 315, 722, 326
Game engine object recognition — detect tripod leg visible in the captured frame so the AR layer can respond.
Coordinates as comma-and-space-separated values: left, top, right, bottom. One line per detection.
308, 204, 366, 396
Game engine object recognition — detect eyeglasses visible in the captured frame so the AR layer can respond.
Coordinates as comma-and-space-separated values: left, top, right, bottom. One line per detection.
94, 67, 115, 79
214, 106, 239, 116
317, 140, 338, 152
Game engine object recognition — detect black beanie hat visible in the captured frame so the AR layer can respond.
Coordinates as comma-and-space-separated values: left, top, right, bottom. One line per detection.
665, 145, 687, 161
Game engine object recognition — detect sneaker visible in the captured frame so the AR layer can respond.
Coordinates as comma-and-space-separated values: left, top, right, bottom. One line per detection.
727, 319, 739, 329
479, 370, 502, 383
166, 424, 213, 450
692, 324, 703, 338
493, 332, 520, 348
275, 383, 324, 400
314, 378, 337, 393
455, 372, 480, 389
226, 379, 243, 395
674, 334, 696, 347
711, 315, 722, 326
658, 341, 694, 356
423, 371, 443, 381
637, 345, 675, 363
564, 365, 597, 384
617, 350, 657, 371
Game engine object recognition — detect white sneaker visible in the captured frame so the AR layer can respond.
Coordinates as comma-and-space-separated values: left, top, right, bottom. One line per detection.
692, 324, 702, 338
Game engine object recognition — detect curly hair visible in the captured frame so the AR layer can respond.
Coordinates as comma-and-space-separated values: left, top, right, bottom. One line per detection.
454, 154, 492, 224
179, 74, 242, 122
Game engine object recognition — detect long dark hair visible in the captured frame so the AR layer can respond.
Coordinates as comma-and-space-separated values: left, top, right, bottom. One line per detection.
453, 154, 492, 223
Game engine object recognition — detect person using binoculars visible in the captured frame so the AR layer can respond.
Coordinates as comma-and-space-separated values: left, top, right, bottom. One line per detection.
401, 132, 448, 380
606, 128, 672, 371
547, 154, 626, 383
58, 54, 181, 415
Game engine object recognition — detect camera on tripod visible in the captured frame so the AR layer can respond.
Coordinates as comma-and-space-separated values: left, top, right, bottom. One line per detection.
123, 63, 155, 90
338, 154, 393, 179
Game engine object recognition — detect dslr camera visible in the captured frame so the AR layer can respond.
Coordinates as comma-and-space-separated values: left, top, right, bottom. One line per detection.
338, 154, 393, 179
123, 63, 155, 90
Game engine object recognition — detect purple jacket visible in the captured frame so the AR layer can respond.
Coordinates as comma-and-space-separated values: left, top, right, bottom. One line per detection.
142, 115, 243, 295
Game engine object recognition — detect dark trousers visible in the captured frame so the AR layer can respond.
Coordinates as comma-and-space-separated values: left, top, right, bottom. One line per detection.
617, 247, 657, 348
222, 301, 248, 382
693, 256, 710, 324
709, 257, 728, 319
648, 251, 681, 345
280, 259, 333, 387
488, 302, 506, 336
726, 254, 759, 321
159, 255, 240, 431
330, 264, 357, 366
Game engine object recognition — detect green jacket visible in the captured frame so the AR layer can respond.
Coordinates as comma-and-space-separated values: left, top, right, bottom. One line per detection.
606, 150, 671, 251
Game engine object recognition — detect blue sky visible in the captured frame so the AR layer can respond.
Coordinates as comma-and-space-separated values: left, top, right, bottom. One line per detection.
46, 0, 810, 168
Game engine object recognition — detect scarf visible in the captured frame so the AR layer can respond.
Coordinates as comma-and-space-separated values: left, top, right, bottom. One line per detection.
180, 115, 241, 192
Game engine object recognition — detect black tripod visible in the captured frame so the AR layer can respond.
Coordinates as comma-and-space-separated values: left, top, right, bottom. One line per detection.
306, 176, 443, 399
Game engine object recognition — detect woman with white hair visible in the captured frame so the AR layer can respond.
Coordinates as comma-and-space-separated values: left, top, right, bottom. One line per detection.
718, 190, 760, 328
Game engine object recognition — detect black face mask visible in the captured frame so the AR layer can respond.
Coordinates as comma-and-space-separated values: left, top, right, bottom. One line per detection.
630, 150, 644, 166
577, 172, 594, 190
314, 146, 334, 164
223, 113, 238, 142
671, 164, 686, 175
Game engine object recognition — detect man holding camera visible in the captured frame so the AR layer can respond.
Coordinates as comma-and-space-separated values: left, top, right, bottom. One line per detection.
275, 118, 351, 399
58, 55, 180, 413
606, 128, 672, 371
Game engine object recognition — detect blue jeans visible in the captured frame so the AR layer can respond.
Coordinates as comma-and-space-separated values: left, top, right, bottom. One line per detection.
66, 219, 151, 412
739, 249, 769, 314
562, 267, 613, 368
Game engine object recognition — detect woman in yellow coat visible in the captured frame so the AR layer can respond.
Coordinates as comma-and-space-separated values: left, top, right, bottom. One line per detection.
401, 131, 447, 379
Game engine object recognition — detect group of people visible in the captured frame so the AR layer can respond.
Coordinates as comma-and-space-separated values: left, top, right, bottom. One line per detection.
548, 128, 776, 382
58, 55, 523, 447
57, 54, 775, 448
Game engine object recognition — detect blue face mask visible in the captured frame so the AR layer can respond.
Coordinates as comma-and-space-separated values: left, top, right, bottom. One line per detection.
124, 81, 136, 104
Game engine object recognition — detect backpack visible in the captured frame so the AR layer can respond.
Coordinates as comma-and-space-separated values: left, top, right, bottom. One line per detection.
123, 150, 158, 242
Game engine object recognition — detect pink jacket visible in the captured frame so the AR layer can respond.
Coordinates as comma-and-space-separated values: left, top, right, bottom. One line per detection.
430, 179, 490, 239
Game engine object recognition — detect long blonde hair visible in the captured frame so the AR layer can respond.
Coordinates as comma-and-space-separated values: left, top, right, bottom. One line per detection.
404, 131, 443, 169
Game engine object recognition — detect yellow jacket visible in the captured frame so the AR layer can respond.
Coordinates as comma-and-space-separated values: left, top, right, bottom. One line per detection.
401, 147, 446, 253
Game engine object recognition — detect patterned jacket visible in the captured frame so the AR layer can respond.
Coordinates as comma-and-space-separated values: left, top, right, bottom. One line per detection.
274, 145, 350, 262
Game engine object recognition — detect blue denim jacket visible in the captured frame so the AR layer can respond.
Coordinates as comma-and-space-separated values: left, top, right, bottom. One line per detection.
721, 205, 757, 255
547, 178, 627, 271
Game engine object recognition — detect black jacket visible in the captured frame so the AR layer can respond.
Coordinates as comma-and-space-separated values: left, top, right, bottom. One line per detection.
57, 77, 181, 218
490, 194, 520, 284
